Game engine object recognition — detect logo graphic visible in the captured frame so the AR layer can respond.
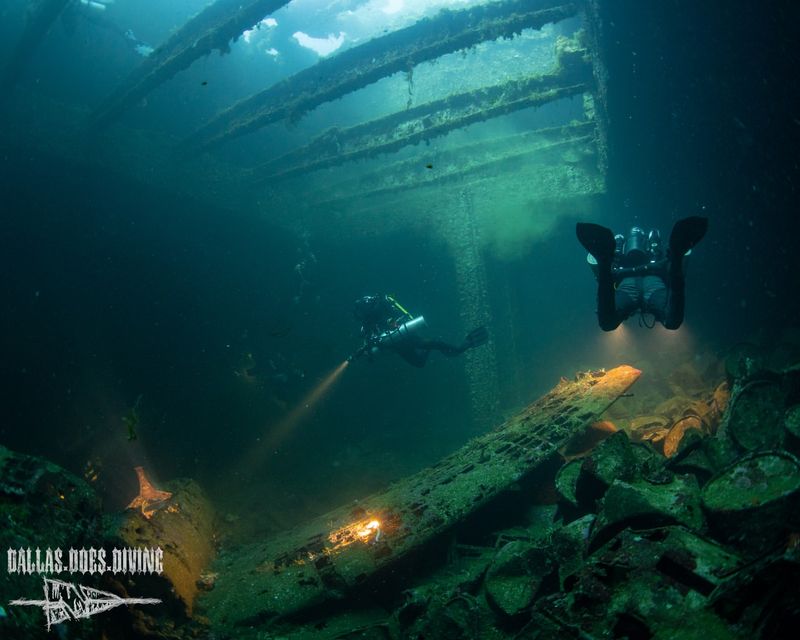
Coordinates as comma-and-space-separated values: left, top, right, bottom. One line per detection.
10, 577, 161, 629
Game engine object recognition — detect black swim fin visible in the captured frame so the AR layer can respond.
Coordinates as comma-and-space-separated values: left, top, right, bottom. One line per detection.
576, 222, 616, 264
461, 326, 489, 351
669, 216, 708, 258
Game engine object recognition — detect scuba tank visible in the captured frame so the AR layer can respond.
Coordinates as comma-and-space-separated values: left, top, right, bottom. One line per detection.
377, 316, 427, 346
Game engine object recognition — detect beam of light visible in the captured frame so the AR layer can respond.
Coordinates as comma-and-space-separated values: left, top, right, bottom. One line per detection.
594, 322, 631, 365
592, 318, 698, 377
243, 360, 350, 469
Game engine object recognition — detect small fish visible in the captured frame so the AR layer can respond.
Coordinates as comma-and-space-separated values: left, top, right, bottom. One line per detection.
425, 163, 433, 169
201, 80, 208, 86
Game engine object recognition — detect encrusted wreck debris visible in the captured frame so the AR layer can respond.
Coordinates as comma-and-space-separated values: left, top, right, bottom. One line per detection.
117, 477, 215, 616
194, 350, 800, 639
92, 0, 289, 128
3, 349, 800, 639
199, 365, 641, 631
255, 36, 593, 181
185, 0, 580, 151
0, 0, 72, 98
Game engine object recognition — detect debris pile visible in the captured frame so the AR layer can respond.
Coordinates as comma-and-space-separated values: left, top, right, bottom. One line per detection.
239, 354, 800, 640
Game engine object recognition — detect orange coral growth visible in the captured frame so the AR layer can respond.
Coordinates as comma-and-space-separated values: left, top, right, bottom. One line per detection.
127, 466, 173, 519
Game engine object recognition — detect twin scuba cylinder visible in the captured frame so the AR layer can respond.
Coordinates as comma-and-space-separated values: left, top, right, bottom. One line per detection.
587, 226, 666, 275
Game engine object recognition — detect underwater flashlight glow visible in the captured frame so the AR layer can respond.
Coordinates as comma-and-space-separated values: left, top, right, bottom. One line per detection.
243, 360, 350, 469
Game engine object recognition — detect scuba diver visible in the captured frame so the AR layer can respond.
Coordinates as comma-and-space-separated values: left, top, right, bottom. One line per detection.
348, 294, 489, 368
576, 216, 708, 331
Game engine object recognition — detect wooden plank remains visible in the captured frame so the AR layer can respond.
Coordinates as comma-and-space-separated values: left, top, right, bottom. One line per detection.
202, 365, 641, 630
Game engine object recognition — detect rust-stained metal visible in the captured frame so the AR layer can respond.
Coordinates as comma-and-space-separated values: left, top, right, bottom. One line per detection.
255, 42, 592, 181
118, 478, 215, 615
201, 365, 640, 629
185, 0, 580, 151
92, 0, 290, 128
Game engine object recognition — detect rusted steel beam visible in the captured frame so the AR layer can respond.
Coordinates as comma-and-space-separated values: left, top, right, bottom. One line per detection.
1, 0, 72, 97
302, 121, 600, 211
201, 366, 641, 630
92, 0, 289, 128
256, 44, 592, 181
185, 0, 579, 151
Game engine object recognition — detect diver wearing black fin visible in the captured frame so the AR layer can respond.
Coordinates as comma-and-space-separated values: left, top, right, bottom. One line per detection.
349, 294, 488, 367
576, 216, 708, 331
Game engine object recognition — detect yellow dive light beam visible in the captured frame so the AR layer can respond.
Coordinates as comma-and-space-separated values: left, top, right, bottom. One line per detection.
244, 360, 350, 468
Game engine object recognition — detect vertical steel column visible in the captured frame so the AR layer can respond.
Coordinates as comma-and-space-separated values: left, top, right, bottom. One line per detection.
443, 187, 500, 430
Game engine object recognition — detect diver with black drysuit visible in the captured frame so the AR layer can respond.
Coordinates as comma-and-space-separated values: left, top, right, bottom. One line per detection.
576, 216, 708, 331
348, 294, 488, 367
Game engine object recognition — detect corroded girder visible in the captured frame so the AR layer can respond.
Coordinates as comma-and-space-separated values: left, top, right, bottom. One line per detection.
305, 121, 599, 209
92, 0, 289, 127
256, 45, 592, 181
201, 366, 640, 630
186, 0, 579, 151
1, 0, 72, 96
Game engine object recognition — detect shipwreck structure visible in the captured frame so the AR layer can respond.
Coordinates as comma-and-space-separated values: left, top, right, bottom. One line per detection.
200, 365, 641, 631
3, 0, 610, 427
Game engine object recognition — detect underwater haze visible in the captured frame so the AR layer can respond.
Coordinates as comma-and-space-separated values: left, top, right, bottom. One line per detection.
1, 0, 800, 637
1, 0, 798, 532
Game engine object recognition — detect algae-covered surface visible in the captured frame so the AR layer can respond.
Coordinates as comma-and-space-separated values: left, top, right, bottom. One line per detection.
200, 366, 640, 631
703, 453, 800, 511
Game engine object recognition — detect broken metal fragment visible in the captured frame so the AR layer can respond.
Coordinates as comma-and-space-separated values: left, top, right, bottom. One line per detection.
484, 541, 554, 618
727, 378, 786, 451
589, 475, 704, 552
574, 431, 639, 508
549, 514, 594, 589
701, 450, 800, 555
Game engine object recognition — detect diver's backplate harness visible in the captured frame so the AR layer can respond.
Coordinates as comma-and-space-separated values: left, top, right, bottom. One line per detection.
586, 227, 690, 328
349, 295, 427, 362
